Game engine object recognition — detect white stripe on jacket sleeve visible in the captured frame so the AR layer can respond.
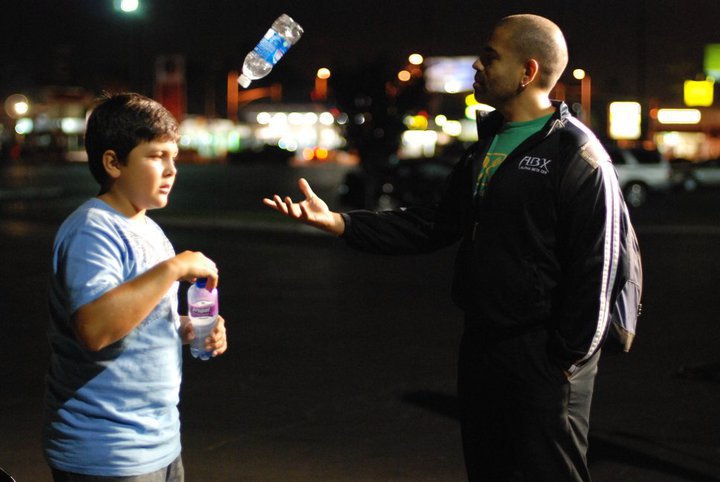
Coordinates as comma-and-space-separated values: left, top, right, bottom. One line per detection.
570, 158, 622, 372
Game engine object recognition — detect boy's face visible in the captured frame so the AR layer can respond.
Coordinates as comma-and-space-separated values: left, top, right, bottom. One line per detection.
111, 139, 178, 213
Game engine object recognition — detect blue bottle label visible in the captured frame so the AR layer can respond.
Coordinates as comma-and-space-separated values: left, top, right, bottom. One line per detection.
253, 29, 290, 66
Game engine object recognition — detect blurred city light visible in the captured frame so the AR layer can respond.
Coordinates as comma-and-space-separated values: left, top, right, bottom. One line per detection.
657, 108, 702, 124
114, 0, 140, 13
5, 94, 30, 118
178, 117, 249, 159
608, 102, 642, 140
442, 120, 462, 137
408, 53, 424, 65
443, 80, 462, 94
464, 94, 494, 120
15, 118, 33, 135
256, 112, 272, 125
572, 68, 592, 126
239, 106, 346, 163
315, 147, 329, 160
288, 112, 305, 125
319, 112, 335, 126
704, 44, 720, 80
400, 130, 438, 158
14, 101, 29, 115
270, 112, 288, 126
404, 114, 428, 130
424, 56, 476, 93
398, 70, 412, 82
684, 79, 714, 107
278, 137, 298, 151
336, 113, 349, 125
61, 118, 85, 134
313, 68, 331, 101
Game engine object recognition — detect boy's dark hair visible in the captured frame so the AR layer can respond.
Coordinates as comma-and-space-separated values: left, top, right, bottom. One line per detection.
85, 92, 179, 190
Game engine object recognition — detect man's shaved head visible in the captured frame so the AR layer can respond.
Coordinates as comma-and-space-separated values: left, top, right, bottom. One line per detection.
496, 14, 568, 89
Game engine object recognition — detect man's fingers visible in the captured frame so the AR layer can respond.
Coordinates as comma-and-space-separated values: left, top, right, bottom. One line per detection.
274, 195, 289, 215
263, 197, 279, 210
299, 202, 316, 221
264, 186, 314, 220
298, 178, 316, 200
285, 196, 303, 218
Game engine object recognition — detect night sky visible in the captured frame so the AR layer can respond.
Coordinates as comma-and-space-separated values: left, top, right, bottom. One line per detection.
2, 0, 719, 113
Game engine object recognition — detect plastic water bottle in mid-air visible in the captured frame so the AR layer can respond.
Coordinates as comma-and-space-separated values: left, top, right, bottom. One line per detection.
238, 13, 304, 88
187, 278, 218, 360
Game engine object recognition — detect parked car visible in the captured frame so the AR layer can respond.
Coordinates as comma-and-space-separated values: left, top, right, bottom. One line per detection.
606, 146, 673, 207
690, 158, 720, 188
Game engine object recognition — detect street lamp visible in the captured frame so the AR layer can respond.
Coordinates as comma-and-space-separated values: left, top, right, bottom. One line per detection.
12, 100, 29, 116
573, 68, 592, 127
114, 0, 140, 13
408, 53, 424, 66
113, 0, 144, 90
313, 68, 331, 101
4, 94, 30, 119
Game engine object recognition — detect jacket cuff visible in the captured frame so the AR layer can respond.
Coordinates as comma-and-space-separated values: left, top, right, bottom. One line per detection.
339, 213, 353, 239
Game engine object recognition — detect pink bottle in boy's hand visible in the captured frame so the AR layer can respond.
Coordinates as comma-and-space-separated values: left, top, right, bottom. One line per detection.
187, 278, 218, 360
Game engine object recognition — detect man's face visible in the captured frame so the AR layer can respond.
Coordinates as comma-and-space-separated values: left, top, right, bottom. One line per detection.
472, 25, 526, 108
113, 139, 178, 212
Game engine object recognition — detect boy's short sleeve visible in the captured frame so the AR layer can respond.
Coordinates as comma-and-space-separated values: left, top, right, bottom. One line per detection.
58, 223, 126, 315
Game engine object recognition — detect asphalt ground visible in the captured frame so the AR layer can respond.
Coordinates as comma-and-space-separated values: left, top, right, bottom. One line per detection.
1, 162, 719, 481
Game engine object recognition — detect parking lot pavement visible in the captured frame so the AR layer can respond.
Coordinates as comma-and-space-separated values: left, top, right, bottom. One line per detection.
1, 163, 719, 481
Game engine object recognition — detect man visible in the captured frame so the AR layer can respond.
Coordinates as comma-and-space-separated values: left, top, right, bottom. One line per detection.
264, 14, 625, 481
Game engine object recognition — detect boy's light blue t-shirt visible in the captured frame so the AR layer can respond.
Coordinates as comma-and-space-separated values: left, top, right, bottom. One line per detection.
45, 198, 182, 476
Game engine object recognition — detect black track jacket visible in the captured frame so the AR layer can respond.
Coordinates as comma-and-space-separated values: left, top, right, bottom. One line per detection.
341, 101, 625, 373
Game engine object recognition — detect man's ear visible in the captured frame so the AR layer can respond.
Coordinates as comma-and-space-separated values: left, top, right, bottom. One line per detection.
102, 150, 122, 179
521, 59, 540, 88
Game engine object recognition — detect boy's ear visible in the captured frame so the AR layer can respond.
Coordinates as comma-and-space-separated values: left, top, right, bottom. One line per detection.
102, 150, 122, 179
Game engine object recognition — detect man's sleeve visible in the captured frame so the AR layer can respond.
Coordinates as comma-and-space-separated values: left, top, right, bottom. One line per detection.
341, 148, 475, 255
548, 140, 624, 373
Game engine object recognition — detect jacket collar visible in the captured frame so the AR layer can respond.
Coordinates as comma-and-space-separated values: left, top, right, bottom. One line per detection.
475, 100, 571, 138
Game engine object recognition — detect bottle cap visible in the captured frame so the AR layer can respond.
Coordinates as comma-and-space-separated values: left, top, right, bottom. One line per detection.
238, 74, 251, 88
195, 278, 208, 288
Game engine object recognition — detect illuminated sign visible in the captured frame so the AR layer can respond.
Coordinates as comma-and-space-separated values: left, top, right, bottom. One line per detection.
424, 56, 476, 93
657, 109, 702, 125
684, 79, 714, 107
608, 102, 641, 140
704, 44, 720, 80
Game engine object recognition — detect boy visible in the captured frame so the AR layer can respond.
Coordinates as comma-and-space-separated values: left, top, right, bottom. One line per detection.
44, 92, 227, 481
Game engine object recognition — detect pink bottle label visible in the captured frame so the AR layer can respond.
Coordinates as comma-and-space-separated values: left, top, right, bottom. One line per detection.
189, 300, 218, 318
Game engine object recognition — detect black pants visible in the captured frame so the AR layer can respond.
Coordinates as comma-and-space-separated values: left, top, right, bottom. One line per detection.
458, 325, 599, 482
